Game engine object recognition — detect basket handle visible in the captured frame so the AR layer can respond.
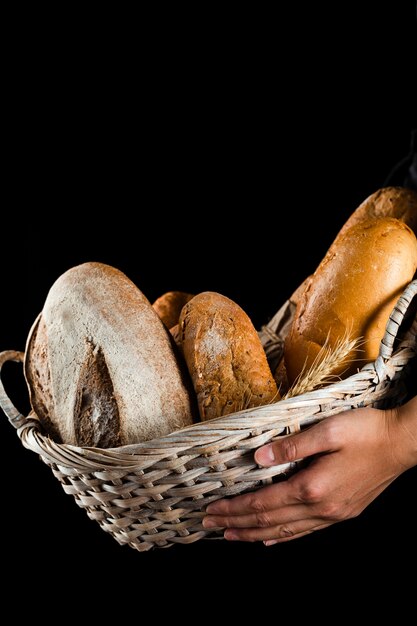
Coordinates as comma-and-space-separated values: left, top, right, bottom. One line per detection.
0, 350, 28, 430
378, 280, 417, 361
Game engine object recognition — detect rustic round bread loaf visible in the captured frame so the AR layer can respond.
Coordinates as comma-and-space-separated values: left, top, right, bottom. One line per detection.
179, 292, 279, 421
153, 291, 194, 329
284, 217, 417, 385
24, 263, 195, 447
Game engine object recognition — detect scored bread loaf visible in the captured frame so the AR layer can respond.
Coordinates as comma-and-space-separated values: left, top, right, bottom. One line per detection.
153, 291, 194, 329
284, 217, 417, 385
24, 262, 195, 447
179, 292, 279, 421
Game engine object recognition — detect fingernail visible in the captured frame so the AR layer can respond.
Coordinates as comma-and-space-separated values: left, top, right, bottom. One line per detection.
255, 444, 276, 467
206, 503, 220, 514
264, 540, 278, 547
224, 530, 238, 541
202, 517, 216, 529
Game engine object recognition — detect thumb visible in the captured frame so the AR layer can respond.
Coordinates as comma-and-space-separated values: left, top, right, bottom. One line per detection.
255, 422, 334, 467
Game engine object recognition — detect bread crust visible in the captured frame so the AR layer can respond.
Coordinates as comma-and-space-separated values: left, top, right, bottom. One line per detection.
337, 187, 417, 239
285, 218, 417, 384
179, 292, 279, 421
24, 262, 194, 446
153, 291, 194, 329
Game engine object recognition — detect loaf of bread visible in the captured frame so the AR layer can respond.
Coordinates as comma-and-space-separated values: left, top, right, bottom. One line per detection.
179, 292, 279, 421
153, 291, 194, 329
169, 323, 181, 348
337, 187, 417, 240
275, 279, 312, 393
284, 218, 417, 385
277, 187, 417, 387
24, 263, 195, 447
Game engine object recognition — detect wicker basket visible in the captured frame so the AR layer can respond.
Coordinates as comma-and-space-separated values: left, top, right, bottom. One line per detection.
1, 280, 416, 552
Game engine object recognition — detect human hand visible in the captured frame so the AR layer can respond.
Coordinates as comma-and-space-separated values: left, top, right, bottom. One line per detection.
203, 397, 417, 544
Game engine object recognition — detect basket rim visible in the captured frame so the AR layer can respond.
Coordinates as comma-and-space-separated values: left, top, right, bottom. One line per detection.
1, 279, 416, 468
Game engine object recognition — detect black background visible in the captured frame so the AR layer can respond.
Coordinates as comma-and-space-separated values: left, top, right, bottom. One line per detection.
2, 3, 417, 609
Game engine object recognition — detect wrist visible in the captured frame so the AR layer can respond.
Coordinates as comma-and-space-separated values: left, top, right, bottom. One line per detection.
388, 396, 417, 470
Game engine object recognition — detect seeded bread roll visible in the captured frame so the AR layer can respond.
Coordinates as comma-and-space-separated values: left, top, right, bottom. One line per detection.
179, 292, 279, 421
153, 291, 194, 329
284, 218, 417, 385
24, 263, 195, 447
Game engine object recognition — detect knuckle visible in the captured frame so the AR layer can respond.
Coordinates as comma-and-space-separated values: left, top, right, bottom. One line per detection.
322, 419, 342, 447
320, 502, 341, 520
279, 525, 294, 539
220, 517, 233, 528
280, 437, 299, 462
248, 494, 266, 513
299, 482, 324, 504
255, 512, 272, 528
319, 501, 348, 521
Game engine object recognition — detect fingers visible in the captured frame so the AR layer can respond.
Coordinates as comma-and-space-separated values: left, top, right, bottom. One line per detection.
203, 503, 306, 530
255, 418, 342, 467
205, 480, 300, 516
223, 519, 331, 543
264, 522, 331, 546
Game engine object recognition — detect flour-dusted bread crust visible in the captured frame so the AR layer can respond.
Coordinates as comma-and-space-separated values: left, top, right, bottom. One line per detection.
24, 263, 194, 446
284, 218, 417, 385
152, 291, 194, 329
179, 292, 279, 421
337, 187, 417, 239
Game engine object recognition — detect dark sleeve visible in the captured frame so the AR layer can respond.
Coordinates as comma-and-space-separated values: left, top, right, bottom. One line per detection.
384, 129, 417, 192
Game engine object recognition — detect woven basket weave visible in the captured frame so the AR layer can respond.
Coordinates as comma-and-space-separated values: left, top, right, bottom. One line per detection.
1, 280, 416, 552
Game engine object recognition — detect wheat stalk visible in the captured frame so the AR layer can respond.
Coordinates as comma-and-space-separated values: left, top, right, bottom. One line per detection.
283, 330, 364, 399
